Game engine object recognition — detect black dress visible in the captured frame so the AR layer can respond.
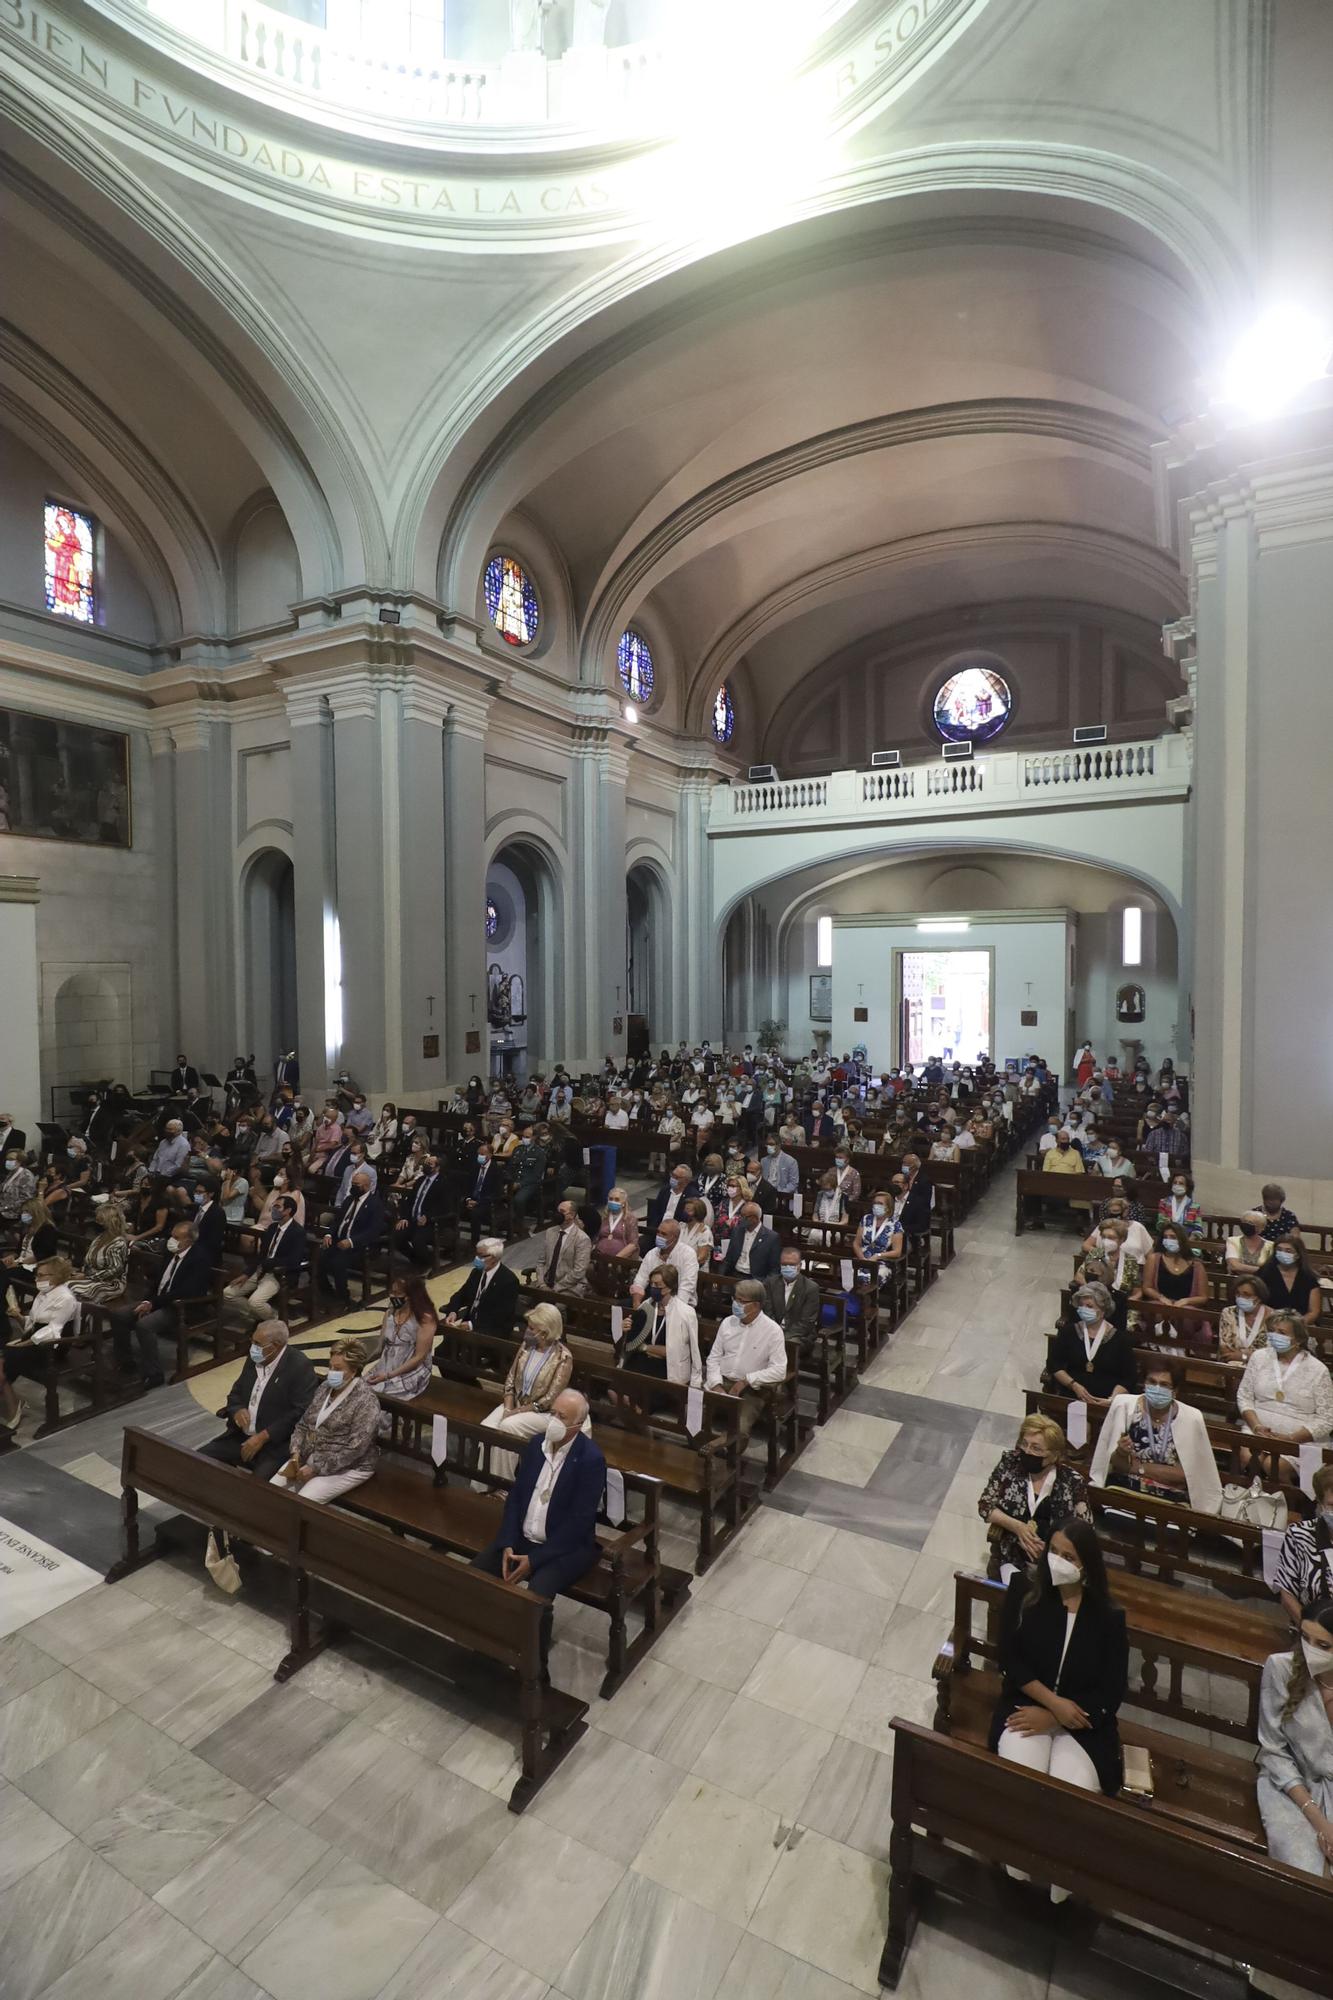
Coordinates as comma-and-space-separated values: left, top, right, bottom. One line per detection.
1259, 1264, 1321, 1318
1048, 1321, 1137, 1401
987, 1574, 1128, 1794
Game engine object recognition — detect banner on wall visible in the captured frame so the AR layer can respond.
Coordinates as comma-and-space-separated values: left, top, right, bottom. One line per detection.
0, 1517, 101, 1636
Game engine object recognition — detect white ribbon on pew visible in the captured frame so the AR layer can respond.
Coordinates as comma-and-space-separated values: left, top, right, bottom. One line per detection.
1065, 1400, 1088, 1450
1298, 1443, 1323, 1498
430, 1415, 449, 1466
840, 1258, 854, 1291
791, 1192, 802, 1219
582, 1147, 591, 1165
763, 1213, 774, 1232
604, 1468, 626, 1526
1261, 1527, 1285, 1591
610, 1305, 624, 1345
686, 1385, 704, 1434
1158, 1152, 1169, 1180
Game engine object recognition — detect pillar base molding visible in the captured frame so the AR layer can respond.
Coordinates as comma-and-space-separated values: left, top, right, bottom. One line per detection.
1193, 1158, 1333, 1228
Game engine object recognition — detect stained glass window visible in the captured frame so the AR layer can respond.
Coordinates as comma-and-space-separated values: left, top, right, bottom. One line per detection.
932, 665, 1011, 745
44, 502, 96, 624
483, 554, 539, 647
486, 898, 499, 940
711, 683, 734, 745
617, 628, 654, 704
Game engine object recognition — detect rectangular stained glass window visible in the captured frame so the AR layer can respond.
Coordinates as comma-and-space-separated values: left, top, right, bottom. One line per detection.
44, 502, 97, 624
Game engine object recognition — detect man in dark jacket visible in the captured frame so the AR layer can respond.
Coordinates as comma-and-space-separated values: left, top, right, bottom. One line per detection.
319, 1173, 387, 1304
763, 1247, 823, 1352
394, 1152, 450, 1263
472, 1390, 605, 1668
897, 1153, 934, 1237
721, 1202, 783, 1280
198, 1317, 317, 1479
223, 1197, 308, 1323
441, 1237, 519, 1337
112, 1219, 214, 1386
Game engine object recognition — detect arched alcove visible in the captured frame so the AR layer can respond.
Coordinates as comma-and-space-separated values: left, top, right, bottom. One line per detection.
488, 838, 565, 1075
228, 493, 302, 632
50, 968, 130, 1093
243, 849, 298, 1071
626, 859, 672, 1047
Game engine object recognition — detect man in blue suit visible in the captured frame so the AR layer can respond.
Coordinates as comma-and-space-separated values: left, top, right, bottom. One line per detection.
473, 1389, 605, 1673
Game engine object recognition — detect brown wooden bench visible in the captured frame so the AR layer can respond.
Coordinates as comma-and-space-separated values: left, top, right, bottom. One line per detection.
399, 1336, 754, 1571
882, 1721, 1333, 1998
1015, 1168, 1145, 1235
1023, 1385, 1333, 1495
358, 1407, 685, 1695
1086, 1482, 1276, 1599
106, 1426, 586, 1811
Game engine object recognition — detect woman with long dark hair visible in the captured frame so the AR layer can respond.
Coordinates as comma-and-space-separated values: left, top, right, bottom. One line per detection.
988, 1517, 1128, 1798
1257, 1597, 1333, 1875
362, 1273, 437, 1433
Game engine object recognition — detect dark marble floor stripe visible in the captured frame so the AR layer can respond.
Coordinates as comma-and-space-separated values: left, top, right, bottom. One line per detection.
0, 1450, 124, 1572
845, 1384, 986, 1434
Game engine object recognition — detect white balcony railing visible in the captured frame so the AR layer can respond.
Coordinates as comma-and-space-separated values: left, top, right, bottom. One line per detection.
710, 733, 1191, 832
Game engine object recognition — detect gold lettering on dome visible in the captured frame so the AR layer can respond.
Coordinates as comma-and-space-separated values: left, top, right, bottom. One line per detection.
309, 162, 332, 188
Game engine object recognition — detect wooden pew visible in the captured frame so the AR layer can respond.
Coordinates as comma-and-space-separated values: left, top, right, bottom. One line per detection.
1014, 1168, 1144, 1235
1022, 1386, 1333, 1494
1086, 1482, 1275, 1599
106, 1427, 587, 1811
364, 1405, 685, 1695
881, 1721, 1333, 1998
404, 1333, 753, 1570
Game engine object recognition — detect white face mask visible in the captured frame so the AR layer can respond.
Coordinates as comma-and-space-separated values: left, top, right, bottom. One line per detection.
544, 1414, 569, 1448
1047, 1552, 1082, 1589
1301, 1638, 1333, 1678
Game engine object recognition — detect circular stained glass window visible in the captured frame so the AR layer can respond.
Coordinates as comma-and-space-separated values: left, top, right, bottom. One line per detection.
932, 665, 1012, 745
711, 683, 735, 745
617, 627, 654, 704
485, 898, 499, 939
483, 554, 540, 647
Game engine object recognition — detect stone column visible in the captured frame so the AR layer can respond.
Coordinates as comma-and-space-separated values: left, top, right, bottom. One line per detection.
678, 764, 724, 1045
327, 675, 391, 1092
1156, 393, 1333, 1212
442, 697, 490, 1082
169, 713, 235, 1072
0, 876, 41, 1132
285, 684, 337, 1099
148, 734, 180, 1062
398, 682, 451, 1097
568, 709, 631, 1069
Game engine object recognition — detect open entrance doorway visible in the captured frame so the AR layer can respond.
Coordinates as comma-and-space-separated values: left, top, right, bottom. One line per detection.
899, 949, 991, 1065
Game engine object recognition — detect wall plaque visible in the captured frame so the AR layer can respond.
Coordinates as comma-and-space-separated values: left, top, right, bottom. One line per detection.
465, 1030, 481, 1053
1020, 1009, 1038, 1027
422, 1034, 439, 1058
853, 1006, 869, 1022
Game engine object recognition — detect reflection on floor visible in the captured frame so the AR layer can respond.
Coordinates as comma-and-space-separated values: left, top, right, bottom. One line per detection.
0, 1167, 1178, 2000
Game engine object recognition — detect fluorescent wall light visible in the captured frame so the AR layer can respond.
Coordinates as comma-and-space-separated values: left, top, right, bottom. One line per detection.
816, 915, 833, 966
1122, 906, 1142, 967
917, 920, 970, 934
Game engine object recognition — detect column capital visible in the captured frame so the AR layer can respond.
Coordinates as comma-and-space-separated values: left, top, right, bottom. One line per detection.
168, 710, 225, 756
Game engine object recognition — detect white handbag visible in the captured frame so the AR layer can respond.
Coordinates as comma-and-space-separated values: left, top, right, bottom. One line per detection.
1218, 1478, 1286, 1530
204, 1528, 242, 1595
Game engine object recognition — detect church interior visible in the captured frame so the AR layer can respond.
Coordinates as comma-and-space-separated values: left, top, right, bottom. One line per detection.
3, 2, 1333, 1996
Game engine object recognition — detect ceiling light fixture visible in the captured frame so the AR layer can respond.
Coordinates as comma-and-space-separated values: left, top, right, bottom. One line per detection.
623, 704, 638, 724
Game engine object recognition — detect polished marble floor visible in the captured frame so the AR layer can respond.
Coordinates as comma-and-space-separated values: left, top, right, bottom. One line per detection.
0, 1164, 1180, 2000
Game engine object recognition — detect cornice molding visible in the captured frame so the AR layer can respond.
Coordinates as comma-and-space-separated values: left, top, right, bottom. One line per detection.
0, 875, 41, 905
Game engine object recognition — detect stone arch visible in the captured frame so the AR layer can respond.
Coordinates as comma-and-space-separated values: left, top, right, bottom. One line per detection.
241, 847, 298, 1074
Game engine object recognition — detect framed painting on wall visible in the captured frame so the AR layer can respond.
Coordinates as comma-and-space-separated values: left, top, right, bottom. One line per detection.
810, 973, 832, 1022
0, 707, 130, 847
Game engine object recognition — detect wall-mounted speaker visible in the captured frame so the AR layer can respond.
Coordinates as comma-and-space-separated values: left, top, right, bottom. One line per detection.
942, 742, 974, 761
870, 750, 901, 768
1072, 724, 1108, 744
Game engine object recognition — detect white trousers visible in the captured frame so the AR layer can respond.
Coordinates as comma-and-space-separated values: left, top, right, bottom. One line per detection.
270, 1465, 374, 1505
224, 1271, 282, 1321
997, 1724, 1099, 1790
481, 1404, 591, 1481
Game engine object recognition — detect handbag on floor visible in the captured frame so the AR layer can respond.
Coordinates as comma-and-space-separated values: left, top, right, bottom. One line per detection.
204, 1527, 242, 1594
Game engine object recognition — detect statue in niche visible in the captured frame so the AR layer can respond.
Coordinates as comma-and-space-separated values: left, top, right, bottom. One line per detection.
509, 0, 556, 51
1115, 983, 1146, 1025
488, 964, 527, 1028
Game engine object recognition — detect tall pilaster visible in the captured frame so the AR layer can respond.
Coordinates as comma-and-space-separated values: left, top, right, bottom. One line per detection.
327, 675, 391, 1091
148, 733, 180, 1063
678, 761, 724, 1046
284, 684, 337, 1098
442, 696, 490, 1082
1156, 391, 1333, 1212
169, 711, 235, 1070
397, 681, 450, 1097
569, 701, 632, 1069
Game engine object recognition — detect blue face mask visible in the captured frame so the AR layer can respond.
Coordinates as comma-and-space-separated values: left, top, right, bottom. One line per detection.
608, 1201, 622, 1214
325, 1369, 346, 1391
1076, 1304, 1099, 1324
1144, 1383, 1174, 1410
1268, 1332, 1292, 1357
655, 1234, 668, 1252
1235, 1294, 1256, 1313
249, 1344, 266, 1365
473, 1255, 485, 1270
